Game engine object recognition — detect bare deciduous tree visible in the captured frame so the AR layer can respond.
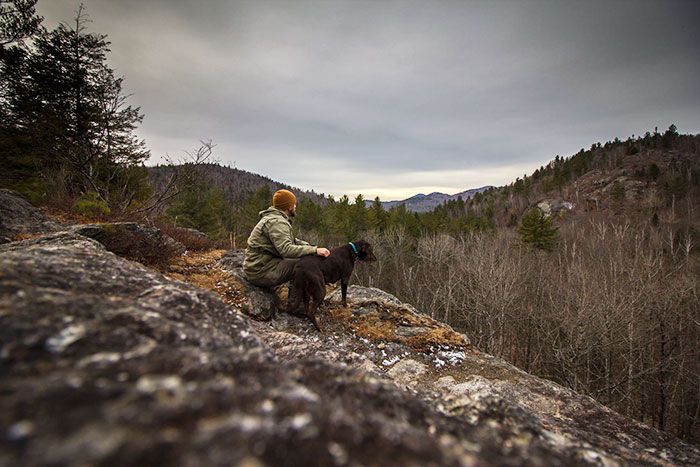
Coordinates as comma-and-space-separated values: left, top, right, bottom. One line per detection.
346, 219, 699, 443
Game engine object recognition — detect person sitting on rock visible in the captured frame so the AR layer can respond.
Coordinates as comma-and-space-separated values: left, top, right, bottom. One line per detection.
243, 189, 330, 288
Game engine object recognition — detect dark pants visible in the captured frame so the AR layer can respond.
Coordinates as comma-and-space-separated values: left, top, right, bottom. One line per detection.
246, 258, 299, 289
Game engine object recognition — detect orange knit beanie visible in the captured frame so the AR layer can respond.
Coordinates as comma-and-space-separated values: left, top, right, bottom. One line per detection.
272, 189, 297, 211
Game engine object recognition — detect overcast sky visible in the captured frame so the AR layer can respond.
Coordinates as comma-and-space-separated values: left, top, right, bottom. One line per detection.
38, 0, 700, 200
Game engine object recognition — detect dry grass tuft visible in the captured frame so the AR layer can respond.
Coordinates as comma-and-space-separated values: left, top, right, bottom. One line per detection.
323, 299, 470, 352
166, 250, 248, 308
13, 233, 44, 241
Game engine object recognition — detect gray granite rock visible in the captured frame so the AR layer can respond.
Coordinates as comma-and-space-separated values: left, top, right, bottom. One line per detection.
2, 231, 699, 465
181, 227, 209, 240
386, 358, 428, 388
218, 249, 278, 321
327, 284, 403, 305
536, 199, 575, 217
0, 233, 588, 466
327, 285, 422, 315
395, 325, 433, 337
0, 189, 60, 240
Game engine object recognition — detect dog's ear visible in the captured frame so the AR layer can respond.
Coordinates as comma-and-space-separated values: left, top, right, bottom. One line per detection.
361, 241, 377, 262
356, 240, 372, 260
355, 240, 367, 260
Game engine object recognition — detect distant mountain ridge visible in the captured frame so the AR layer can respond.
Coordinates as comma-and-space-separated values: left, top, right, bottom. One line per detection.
149, 164, 494, 213
368, 186, 494, 212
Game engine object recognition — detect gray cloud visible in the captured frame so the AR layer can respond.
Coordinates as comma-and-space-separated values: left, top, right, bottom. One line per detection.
38, 0, 700, 200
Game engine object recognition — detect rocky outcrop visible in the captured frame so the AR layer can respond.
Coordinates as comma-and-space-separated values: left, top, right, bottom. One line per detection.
218, 249, 278, 321
536, 199, 575, 218
575, 170, 659, 211
179, 227, 209, 241
2, 193, 700, 465
2, 235, 699, 465
0, 188, 184, 266
0, 189, 60, 243
327, 284, 412, 307
0, 233, 577, 466
322, 285, 470, 351
519, 198, 578, 218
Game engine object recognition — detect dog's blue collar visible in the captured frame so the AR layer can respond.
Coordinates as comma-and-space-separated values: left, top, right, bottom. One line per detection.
348, 242, 358, 254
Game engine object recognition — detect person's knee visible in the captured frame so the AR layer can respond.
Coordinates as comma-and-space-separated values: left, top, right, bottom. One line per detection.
245, 275, 272, 289
279, 259, 299, 283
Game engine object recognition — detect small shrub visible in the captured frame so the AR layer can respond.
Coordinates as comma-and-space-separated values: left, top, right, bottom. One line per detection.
611, 180, 625, 201
155, 220, 216, 251
72, 193, 111, 220
11, 177, 48, 205
90, 223, 182, 270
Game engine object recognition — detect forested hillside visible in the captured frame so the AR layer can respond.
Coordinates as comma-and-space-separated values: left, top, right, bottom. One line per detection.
471, 127, 700, 230
147, 163, 327, 208
145, 163, 330, 243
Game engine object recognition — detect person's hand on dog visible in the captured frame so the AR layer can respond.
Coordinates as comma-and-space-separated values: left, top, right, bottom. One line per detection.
316, 247, 331, 257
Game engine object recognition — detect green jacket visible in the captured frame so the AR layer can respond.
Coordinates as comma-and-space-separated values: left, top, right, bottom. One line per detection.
243, 206, 317, 280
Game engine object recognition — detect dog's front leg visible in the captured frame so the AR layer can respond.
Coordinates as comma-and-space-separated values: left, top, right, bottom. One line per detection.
341, 279, 348, 308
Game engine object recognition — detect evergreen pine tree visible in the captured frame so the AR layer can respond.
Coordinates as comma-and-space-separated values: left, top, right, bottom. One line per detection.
295, 198, 323, 233
239, 185, 272, 231
517, 208, 558, 251
368, 196, 387, 232
611, 180, 625, 201
167, 186, 227, 240
333, 195, 354, 238
0, 0, 43, 47
350, 194, 368, 235
0, 5, 148, 207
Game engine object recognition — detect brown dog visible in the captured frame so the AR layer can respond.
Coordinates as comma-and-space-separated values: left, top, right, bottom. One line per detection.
286, 240, 376, 331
